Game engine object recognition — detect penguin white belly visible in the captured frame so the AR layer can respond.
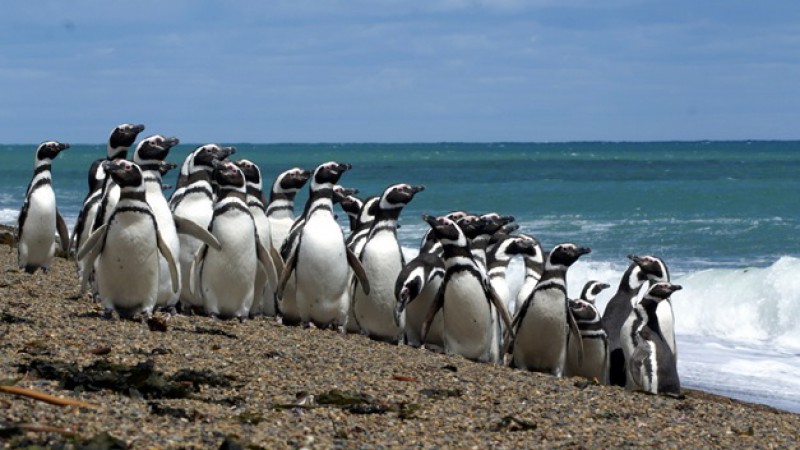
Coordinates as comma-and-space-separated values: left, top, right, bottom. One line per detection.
19, 189, 58, 269
657, 299, 677, 359
515, 279, 537, 316
96, 214, 160, 316
442, 273, 494, 362
353, 234, 405, 340
200, 214, 257, 319
565, 336, 607, 382
490, 277, 511, 321
294, 216, 350, 327
148, 188, 181, 309
405, 277, 444, 348
269, 217, 293, 252
513, 297, 568, 375
174, 194, 214, 308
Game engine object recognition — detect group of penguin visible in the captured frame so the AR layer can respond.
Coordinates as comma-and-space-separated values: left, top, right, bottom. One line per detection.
14, 123, 683, 397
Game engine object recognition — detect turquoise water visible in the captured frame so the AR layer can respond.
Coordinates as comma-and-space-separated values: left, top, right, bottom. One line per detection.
3, 141, 800, 411
3, 141, 799, 271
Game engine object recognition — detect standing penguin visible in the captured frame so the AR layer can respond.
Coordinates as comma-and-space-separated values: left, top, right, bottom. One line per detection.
76, 160, 179, 320
508, 243, 591, 376
132, 134, 182, 312
278, 161, 370, 331
191, 161, 272, 320
513, 233, 545, 316
485, 225, 521, 318
17, 141, 70, 274
235, 159, 282, 317
71, 124, 145, 258
169, 144, 235, 312
565, 280, 611, 383
602, 254, 670, 387
352, 183, 425, 342
622, 281, 683, 396
266, 167, 312, 251
394, 251, 445, 348
420, 215, 514, 364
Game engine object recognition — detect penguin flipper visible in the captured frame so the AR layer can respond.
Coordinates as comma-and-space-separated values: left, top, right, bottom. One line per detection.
16, 200, 29, 242
256, 239, 279, 293
76, 224, 108, 261
173, 215, 222, 251
346, 247, 371, 295
156, 231, 180, 294
189, 244, 207, 300
629, 345, 648, 391
486, 280, 515, 341
567, 309, 584, 368
277, 246, 298, 299
55, 210, 70, 257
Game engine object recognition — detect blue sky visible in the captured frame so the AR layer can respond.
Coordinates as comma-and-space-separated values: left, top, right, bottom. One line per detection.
2, 1, 799, 143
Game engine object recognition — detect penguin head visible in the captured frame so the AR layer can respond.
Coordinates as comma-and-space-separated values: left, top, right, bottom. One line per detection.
628, 254, 670, 283
569, 298, 598, 320
580, 280, 611, 304
380, 184, 425, 210
103, 159, 143, 187
547, 243, 591, 269
191, 144, 236, 171
234, 159, 263, 188
644, 281, 682, 301
159, 161, 178, 177
478, 213, 515, 236
338, 194, 364, 220
212, 160, 246, 190
275, 167, 312, 194
35, 141, 69, 162
332, 185, 359, 205
456, 214, 484, 239
445, 210, 470, 222
133, 135, 179, 166
108, 123, 145, 159
423, 214, 466, 245
312, 161, 351, 189
506, 233, 543, 260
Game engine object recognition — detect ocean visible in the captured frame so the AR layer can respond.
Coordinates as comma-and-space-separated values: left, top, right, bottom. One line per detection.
2, 141, 800, 412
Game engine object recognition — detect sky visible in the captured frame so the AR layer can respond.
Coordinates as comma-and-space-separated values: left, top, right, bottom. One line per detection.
1, 1, 799, 143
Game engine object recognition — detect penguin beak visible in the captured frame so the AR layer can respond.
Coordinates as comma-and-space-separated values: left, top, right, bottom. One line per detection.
132, 124, 146, 133
337, 163, 352, 174
58, 143, 70, 151
668, 284, 683, 293
163, 137, 180, 149
599, 282, 611, 290
628, 254, 643, 265
411, 185, 425, 194
218, 146, 236, 160
576, 247, 592, 256
422, 214, 438, 228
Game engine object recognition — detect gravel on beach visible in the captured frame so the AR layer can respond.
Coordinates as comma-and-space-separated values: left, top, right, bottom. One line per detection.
1, 243, 798, 449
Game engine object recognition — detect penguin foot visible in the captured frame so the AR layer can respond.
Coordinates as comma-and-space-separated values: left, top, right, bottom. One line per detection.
238, 316, 248, 324
166, 306, 178, 316
102, 308, 116, 321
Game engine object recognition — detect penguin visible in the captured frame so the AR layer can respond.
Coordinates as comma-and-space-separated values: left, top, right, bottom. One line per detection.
169, 144, 235, 312
191, 161, 273, 320
338, 193, 363, 235
565, 280, 611, 383
513, 233, 545, 316
420, 215, 514, 364
508, 243, 591, 376
132, 134, 182, 312
467, 213, 515, 272
622, 281, 683, 396
265, 167, 312, 252
234, 159, 283, 317
602, 254, 670, 387
277, 161, 370, 331
485, 224, 521, 318
351, 183, 425, 343
418, 210, 469, 257
394, 251, 445, 348
76, 160, 179, 320
16, 141, 70, 274
71, 124, 145, 286
341, 195, 379, 333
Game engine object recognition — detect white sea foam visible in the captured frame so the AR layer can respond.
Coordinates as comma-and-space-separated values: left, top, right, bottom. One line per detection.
0, 208, 19, 225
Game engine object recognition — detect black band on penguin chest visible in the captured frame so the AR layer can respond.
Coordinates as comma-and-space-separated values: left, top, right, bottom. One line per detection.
214, 202, 251, 217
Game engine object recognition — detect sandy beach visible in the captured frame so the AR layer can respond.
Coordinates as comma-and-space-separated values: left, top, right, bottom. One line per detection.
1, 238, 798, 449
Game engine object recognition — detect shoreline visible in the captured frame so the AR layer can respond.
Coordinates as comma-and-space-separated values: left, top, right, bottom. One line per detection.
1, 248, 799, 448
